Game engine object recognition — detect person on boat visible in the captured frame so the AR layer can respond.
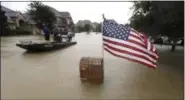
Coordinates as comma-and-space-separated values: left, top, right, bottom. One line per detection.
42, 24, 50, 42
53, 27, 62, 43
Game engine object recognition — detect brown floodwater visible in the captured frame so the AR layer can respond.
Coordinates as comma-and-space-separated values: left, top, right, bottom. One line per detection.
1, 33, 184, 99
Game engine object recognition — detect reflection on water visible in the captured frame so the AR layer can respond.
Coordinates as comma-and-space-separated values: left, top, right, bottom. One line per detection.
1, 33, 184, 99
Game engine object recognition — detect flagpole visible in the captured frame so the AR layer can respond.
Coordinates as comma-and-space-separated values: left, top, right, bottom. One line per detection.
101, 14, 105, 59
101, 14, 106, 80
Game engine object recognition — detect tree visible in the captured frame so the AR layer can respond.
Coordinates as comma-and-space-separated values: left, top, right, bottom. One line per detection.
130, 1, 184, 52
27, 1, 56, 30
95, 23, 101, 32
0, 3, 8, 36
75, 25, 84, 33
84, 24, 91, 33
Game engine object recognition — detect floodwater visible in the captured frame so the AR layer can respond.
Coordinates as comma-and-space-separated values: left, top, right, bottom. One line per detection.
1, 33, 184, 99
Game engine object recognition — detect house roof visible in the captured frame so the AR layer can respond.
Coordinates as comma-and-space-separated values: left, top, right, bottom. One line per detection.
47, 6, 71, 18
6, 11, 19, 17
1, 5, 73, 25
1, 6, 18, 22
23, 13, 36, 24
22, 5, 73, 25
1, 5, 14, 12
1, 5, 26, 23
46, 6, 74, 25
59, 12, 70, 18
1, 6, 19, 17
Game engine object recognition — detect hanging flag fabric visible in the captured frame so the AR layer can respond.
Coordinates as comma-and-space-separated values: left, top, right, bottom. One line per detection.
102, 19, 159, 68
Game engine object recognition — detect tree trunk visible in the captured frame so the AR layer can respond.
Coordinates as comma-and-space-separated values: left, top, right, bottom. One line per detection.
171, 40, 177, 52
171, 44, 176, 52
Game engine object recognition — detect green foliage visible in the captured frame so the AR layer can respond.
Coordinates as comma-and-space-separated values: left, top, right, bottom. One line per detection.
0, 6, 9, 36
27, 1, 56, 30
75, 24, 92, 33
94, 23, 101, 32
75, 25, 85, 33
75, 22, 102, 33
84, 24, 91, 32
130, 1, 184, 38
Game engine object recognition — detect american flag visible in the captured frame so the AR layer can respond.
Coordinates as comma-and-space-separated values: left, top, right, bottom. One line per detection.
103, 20, 159, 68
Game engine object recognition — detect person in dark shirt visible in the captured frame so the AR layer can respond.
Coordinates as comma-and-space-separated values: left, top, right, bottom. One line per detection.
42, 24, 50, 42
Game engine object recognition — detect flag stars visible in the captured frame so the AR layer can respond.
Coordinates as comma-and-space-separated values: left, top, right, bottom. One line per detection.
103, 20, 131, 41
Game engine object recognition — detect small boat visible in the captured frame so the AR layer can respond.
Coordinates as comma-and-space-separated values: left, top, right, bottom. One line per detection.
16, 41, 77, 51
17, 22, 77, 52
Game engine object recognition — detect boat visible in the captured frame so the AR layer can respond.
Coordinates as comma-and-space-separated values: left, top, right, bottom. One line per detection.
17, 18, 77, 52
16, 41, 77, 51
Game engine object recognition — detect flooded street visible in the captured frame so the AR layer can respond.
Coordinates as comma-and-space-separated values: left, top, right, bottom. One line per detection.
1, 33, 184, 99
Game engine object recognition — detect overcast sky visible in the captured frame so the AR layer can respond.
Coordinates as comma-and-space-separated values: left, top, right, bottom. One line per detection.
1, 1, 133, 24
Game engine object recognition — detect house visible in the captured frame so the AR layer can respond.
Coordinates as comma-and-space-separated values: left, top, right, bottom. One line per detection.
1, 5, 41, 35
1, 5, 26, 29
23, 6, 75, 34
23, 12, 42, 35
48, 6, 75, 30
2, 5, 75, 35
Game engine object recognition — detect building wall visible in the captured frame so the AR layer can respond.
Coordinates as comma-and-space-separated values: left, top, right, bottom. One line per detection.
24, 24, 42, 35
15, 13, 25, 27
8, 23, 16, 30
